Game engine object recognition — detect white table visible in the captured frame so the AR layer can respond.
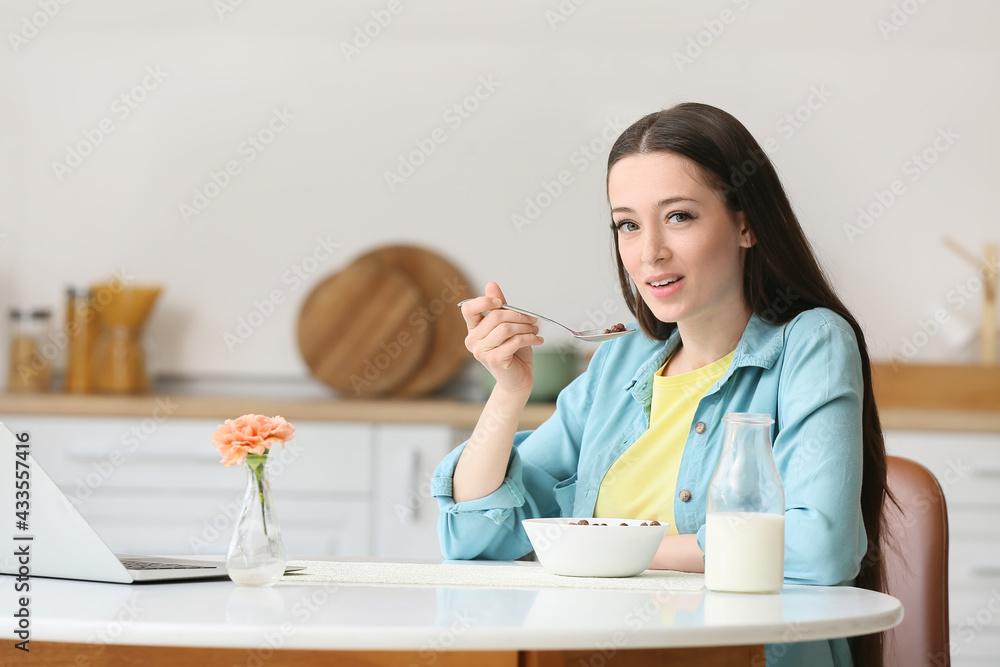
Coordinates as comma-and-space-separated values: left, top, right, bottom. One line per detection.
1, 560, 902, 666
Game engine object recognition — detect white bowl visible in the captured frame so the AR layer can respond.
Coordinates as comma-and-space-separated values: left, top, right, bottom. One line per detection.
521, 517, 669, 578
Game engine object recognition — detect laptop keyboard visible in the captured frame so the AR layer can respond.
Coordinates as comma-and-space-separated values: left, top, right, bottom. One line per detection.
120, 559, 216, 570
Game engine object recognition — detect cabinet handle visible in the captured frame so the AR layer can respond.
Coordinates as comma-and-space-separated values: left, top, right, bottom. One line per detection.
971, 566, 1000, 578
973, 466, 1000, 479
405, 449, 421, 524
394, 450, 421, 525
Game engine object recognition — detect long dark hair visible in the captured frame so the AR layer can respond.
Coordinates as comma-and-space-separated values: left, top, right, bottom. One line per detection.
607, 103, 894, 667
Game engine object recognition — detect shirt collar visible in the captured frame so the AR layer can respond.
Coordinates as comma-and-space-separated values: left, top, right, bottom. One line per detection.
731, 311, 786, 370
625, 312, 786, 394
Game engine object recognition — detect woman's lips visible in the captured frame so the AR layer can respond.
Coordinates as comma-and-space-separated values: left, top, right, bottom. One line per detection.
647, 276, 684, 298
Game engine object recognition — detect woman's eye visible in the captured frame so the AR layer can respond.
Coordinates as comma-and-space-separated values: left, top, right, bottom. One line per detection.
615, 220, 639, 232
667, 211, 692, 224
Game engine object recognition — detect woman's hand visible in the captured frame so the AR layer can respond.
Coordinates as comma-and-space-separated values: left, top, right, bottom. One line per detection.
649, 534, 705, 573
461, 281, 544, 397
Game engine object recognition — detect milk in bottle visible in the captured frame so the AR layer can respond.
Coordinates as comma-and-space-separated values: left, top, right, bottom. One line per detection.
705, 413, 785, 594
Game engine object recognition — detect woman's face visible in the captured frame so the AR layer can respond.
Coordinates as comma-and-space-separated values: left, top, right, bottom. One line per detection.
608, 152, 753, 327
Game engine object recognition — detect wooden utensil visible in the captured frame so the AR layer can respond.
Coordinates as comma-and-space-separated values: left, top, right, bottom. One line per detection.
92, 284, 162, 394
942, 237, 998, 365
352, 246, 474, 397
296, 258, 431, 397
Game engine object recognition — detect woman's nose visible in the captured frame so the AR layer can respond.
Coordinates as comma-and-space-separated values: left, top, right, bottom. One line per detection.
640, 228, 668, 265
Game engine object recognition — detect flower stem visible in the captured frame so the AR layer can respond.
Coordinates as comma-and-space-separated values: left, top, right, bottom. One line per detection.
246, 453, 269, 538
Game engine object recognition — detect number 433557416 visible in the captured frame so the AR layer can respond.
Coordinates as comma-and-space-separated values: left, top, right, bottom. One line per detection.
14, 431, 30, 526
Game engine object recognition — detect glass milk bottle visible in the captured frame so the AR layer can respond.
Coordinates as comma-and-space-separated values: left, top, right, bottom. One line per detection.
705, 413, 785, 593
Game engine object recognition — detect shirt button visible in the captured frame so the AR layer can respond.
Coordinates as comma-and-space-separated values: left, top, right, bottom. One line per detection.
679, 489, 692, 502
694, 422, 706, 434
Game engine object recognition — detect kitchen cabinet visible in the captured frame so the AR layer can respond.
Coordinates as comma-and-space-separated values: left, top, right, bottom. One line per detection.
3, 375, 1000, 664
885, 429, 1000, 667
0, 414, 462, 561
372, 423, 472, 558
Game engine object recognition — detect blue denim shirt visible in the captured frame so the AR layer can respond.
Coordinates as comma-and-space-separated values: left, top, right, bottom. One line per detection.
432, 308, 865, 667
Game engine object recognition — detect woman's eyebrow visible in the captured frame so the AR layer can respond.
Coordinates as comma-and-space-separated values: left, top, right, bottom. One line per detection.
610, 196, 697, 215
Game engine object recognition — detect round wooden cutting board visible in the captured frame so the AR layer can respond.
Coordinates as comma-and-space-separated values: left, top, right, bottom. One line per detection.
296, 257, 432, 397
296, 245, 474, 397
357, 246, 475, 397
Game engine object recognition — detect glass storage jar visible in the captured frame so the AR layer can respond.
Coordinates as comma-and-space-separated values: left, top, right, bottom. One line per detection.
8, 307, 53, 392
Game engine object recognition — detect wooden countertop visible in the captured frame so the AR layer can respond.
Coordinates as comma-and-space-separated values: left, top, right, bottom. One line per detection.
0, 392, 558, 430
1, 363, 997, 432
868, 362, 1000, 431
1, 397, 998, 432
870, 362, 1000, 412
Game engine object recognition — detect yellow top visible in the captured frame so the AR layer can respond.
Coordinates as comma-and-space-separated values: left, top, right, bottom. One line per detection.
593, 350, 734, 534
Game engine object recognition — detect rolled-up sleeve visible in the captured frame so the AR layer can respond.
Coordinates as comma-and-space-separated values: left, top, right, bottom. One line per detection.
432, 344, 608, 561
774, 313, 866, 585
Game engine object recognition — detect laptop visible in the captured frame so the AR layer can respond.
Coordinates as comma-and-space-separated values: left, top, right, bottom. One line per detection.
0, 421, 278, 584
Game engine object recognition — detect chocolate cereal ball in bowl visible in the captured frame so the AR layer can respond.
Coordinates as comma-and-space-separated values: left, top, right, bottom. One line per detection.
521, 518, 669, 577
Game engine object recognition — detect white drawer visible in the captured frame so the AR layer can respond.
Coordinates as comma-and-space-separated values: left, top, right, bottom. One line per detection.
372, 424, 454, 560
951, 589, 1000, 629
279, 498, 372, 558
950, 626, 1000, 662
950, 507, 1000, 540
950, 537, 1000, 587
885, 430, 1000, 505
83, 492, 371, 558
953, 655, 1000, 667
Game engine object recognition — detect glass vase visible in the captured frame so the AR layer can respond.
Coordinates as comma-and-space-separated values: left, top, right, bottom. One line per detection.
226, 453, 286, 587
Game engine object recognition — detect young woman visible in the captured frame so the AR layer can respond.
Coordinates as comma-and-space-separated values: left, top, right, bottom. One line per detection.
432, 102, 891, 667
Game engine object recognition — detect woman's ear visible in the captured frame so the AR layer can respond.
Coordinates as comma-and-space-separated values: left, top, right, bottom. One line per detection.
736, 211, 756, 248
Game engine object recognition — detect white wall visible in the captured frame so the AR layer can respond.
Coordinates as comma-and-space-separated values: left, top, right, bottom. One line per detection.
0, 0, 996, 385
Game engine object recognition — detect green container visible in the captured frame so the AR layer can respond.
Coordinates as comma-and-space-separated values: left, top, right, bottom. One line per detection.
480, 347, 580, 403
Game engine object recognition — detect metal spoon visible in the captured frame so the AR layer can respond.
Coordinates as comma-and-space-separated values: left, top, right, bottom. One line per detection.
457, 299, 635, 343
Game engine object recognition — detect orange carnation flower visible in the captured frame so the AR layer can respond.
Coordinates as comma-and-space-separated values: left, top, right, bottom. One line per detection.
212, 414, 295, 467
